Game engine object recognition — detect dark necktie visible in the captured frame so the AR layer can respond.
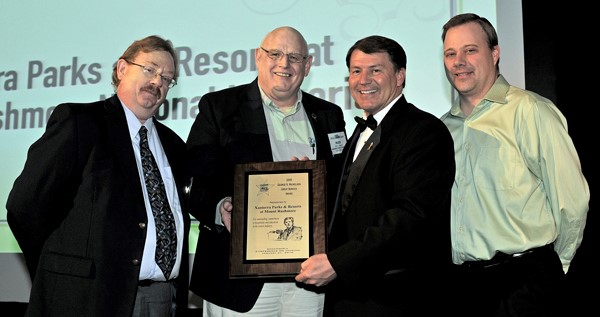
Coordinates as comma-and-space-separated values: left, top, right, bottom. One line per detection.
139, 126, 177, 280
354, 115, 377, 132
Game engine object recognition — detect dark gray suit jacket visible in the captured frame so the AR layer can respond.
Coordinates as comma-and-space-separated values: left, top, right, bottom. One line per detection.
7, 94, 190, 317
186, 78, 346, 312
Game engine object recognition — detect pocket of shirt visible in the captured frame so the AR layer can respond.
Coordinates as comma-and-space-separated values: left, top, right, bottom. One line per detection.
472, 146, 516, 191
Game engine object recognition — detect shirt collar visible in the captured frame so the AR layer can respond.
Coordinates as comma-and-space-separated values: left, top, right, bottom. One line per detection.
258, 86, 303, 114
119, 98, 155, 140
449, 74, 510, 118
363, 93, 401, 124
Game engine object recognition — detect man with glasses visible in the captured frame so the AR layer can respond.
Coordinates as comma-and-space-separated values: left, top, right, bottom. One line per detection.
186, 26, 346, 316
7, 35, 190, 317
123, 59, 178, 88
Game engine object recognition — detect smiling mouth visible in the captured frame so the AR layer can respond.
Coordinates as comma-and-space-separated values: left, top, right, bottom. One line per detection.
274, 72, 291, 77
359, 89, 377, 94
455, 71, 472, 77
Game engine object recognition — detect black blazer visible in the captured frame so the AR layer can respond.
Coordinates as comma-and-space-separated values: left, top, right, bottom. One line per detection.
325, 95, 455, 314
6, 94, 190, 317
186, 78, 346, 312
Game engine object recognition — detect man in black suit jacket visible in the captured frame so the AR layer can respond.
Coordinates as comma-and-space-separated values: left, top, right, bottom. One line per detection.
186, 26, 346, 316
6, 35, 190, 317
295, 36, 455, 316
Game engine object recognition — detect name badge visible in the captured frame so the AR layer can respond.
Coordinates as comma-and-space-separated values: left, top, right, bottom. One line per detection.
328, 132, 347, 155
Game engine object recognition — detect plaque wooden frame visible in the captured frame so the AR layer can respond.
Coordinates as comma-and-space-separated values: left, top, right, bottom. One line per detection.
230, 160, 326, 280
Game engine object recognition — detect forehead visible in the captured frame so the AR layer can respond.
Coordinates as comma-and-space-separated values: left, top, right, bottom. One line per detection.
135, 51, 175, 70
349, 50, 391, 68
444, 22, 488, 49
263, 30, 304, 52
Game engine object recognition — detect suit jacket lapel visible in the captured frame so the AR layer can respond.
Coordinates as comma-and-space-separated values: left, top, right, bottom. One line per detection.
240, 80, 268, 133
239, 79, 273, 162
329, 95, 409, 228
339, 126, 380, 214
353, 126, 381, 164
303, 93, 333, 161
105, 95, 142, 193
328, 126, 361, 233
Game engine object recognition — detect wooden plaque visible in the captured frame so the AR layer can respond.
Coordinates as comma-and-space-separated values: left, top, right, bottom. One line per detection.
230, 160, 326, 280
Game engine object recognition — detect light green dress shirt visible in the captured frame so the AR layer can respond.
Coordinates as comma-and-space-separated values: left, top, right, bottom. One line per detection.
441, 74, 589, 272
260, 89, 316, 162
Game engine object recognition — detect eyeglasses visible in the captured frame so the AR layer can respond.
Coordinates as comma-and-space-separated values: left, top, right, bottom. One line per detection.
124, 60, 177, 88
260, 47, 307, 64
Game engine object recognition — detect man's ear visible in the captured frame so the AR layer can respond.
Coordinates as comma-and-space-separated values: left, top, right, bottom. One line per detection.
396, 68, 406, 87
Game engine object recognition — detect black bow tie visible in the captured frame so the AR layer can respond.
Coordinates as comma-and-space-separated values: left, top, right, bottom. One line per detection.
355, 115, 377, 132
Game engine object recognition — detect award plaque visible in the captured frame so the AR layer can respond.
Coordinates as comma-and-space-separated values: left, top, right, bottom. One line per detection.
229, 160, 327, 280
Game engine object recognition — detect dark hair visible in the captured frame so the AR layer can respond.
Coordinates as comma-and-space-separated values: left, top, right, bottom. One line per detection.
442, 13, 500, 71
345, 35, 407, 87
111, 35, 178, 90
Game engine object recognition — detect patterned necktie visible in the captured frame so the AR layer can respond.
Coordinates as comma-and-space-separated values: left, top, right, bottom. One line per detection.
139, 126, 177, 279
354, 115, 377, 132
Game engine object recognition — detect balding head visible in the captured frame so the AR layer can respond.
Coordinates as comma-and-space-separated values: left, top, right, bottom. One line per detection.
261, 26, 308, 55
256, 26, 313, 108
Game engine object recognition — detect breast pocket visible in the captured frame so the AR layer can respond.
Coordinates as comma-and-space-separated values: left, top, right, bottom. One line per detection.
472, 146, 516, 191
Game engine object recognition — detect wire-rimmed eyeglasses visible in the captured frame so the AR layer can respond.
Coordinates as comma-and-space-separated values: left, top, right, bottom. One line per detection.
259, 47, 307, 64
124, 60, 177, 88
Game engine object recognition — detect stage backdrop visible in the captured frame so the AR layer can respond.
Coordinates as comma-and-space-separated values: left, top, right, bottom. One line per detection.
0, 0, 523, 303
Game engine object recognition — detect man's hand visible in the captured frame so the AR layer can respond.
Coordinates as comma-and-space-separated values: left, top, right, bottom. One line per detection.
295, 253, 337, 287
220, 197, 233, 232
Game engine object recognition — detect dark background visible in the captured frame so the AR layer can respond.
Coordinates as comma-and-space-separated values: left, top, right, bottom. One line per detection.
523, 3, 595, 315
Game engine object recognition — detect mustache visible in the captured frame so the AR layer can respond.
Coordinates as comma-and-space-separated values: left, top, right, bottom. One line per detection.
140, 85, 162, 99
